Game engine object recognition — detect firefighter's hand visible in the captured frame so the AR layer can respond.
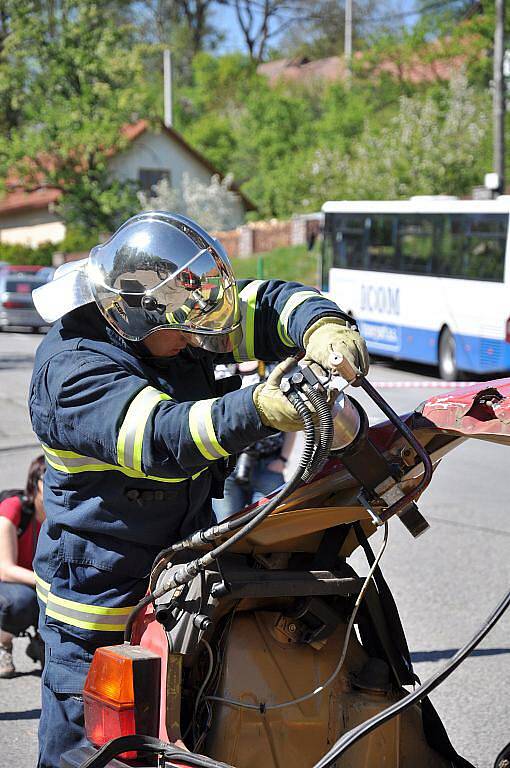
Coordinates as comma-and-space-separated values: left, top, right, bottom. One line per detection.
253, 358, 304, 432
303, 317, 369, 381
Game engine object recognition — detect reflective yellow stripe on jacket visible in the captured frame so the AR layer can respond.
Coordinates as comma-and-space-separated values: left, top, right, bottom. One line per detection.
233, 280, 264, 362
277, 290, 319, 347
42, 444, 206, 484
166, 302, 192, 325
117, 386, 172, 472
35, 573, 135, 632
188, 398, 229, 461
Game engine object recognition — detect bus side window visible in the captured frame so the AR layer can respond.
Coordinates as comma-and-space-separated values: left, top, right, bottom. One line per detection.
437, 214, 507, 282
464, 214, 506, 282
333, 215, 366, 269
322, 215, 335, 289
437, 215, 464, 276
398, 215, 434, 275
368, 215, 396, 272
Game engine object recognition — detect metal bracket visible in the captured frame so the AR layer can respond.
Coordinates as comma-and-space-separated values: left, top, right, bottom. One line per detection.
358, 490, 384, 527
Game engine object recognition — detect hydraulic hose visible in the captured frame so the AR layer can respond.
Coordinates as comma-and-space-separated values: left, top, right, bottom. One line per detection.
157, 397, 318, 583
313, 586, 510, 768
300, 382, 334, 481
149, 375, 334, 574
124, 393, 319, 642
148, 397, 315, 573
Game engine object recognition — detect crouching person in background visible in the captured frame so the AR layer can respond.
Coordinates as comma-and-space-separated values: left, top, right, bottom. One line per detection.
0, 455, 46, 677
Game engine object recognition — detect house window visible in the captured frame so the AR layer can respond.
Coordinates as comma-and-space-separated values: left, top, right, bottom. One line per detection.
138, 168, 171, 194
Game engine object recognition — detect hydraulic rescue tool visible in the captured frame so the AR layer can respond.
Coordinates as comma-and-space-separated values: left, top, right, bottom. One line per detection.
64, 358, 510, 768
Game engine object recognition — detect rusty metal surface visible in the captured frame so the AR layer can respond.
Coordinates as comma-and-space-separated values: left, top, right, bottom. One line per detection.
205, 612, 450, 768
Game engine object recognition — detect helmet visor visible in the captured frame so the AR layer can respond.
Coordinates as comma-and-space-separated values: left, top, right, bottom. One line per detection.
88, 214, 241, 351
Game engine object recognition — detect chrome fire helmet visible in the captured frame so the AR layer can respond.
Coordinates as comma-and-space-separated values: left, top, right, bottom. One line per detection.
33, 212, 242, 353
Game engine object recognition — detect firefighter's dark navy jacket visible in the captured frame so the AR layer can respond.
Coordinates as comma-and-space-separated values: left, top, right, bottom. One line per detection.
29, 279, 346, 640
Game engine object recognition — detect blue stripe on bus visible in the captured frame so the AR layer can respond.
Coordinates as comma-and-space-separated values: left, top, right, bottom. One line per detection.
456, 334, 510, 373
358, 319, 510, 374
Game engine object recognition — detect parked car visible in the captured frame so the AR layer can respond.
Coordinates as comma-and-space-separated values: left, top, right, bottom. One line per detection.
0, 272, 49, 332
0, 262, 45, 275
37, 266, 56, 282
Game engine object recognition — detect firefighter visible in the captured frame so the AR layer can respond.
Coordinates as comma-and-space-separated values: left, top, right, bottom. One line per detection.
29, 211, 369, 768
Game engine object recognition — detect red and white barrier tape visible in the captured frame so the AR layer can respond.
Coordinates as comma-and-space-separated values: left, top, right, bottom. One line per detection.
370, 380, 476, 389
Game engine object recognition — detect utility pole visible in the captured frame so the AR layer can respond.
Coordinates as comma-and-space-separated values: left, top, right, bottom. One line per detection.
345, 0, 352, 80
163, 49, 173, 128
494, 0, 505, 193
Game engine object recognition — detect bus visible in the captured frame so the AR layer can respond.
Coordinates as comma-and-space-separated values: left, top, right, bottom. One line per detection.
321, 198, 510, 380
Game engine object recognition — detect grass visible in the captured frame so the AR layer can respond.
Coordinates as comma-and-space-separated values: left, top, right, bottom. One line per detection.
231, 243, 320, 287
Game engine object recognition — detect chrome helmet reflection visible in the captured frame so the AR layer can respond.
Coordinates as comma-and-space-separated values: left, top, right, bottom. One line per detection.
33, 212, 242, 354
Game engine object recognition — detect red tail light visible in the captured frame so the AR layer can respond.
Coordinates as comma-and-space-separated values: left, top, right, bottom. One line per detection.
83, 644, 161, 758
2, 300, 26, 309
506, 317, 510, 343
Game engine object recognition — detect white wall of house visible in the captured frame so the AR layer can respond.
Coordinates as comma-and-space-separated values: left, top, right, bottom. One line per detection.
0, 209, 65, 246
109, 131, 246, 226
0, 129, 247, 247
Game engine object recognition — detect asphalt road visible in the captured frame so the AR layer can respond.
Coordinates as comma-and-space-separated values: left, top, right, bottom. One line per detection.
0, 330, 508, 768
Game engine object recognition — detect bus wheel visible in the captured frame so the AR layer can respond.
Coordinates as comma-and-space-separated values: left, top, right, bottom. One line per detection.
438, 328, 458, 381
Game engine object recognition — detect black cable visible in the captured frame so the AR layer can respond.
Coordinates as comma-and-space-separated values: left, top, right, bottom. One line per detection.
313, 587, 510, 768
182, 398, 317, 574
300, 383, 334, 480
149, 397, 315, 573
78, 734, 235, 768
125, 391, 320, 642
149, 377, 334, 575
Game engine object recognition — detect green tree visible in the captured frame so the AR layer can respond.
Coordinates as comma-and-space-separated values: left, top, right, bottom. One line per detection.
279, 0, 377, 60
300, 74, 491, 205
0, 1, 156, 232
176, 52, 257, 126
0, 1, 32, 135
233, 80, 316, 216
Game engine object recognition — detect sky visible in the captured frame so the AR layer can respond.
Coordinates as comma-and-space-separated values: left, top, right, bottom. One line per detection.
211, 1, 420, 56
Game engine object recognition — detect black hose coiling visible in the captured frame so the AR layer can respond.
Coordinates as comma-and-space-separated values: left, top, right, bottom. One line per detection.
148, 398, 318, 577
286, 390, 318, 481
125, 383, 322, 642
301, 383, 334, 480
126, 377, 335, 643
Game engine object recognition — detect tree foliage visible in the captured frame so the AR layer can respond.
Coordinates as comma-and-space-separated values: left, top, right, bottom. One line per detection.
139, 174, 242, 231
0, 1, 156, 231
0, 0, 502, 233
278, 0, 377, 60
298, 74, 491, 208
0, 240, 54, 266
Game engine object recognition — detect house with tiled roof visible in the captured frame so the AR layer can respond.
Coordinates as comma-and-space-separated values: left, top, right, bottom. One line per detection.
0, 120, 256, 247
258, 40, 478, 88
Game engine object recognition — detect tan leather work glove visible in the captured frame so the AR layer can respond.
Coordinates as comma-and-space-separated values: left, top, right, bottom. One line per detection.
303, 317, 369, 380
253, 358, 304, 432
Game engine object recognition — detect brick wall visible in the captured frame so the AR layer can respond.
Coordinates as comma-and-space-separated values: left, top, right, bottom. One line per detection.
252, 220, 291, 254
214, 229, 239, 260
213, 214, 321, 259
58, 214, 323, 265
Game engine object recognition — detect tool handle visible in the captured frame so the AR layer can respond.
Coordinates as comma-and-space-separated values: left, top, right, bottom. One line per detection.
358, 377, 433, 523
328, 352, 360, 384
